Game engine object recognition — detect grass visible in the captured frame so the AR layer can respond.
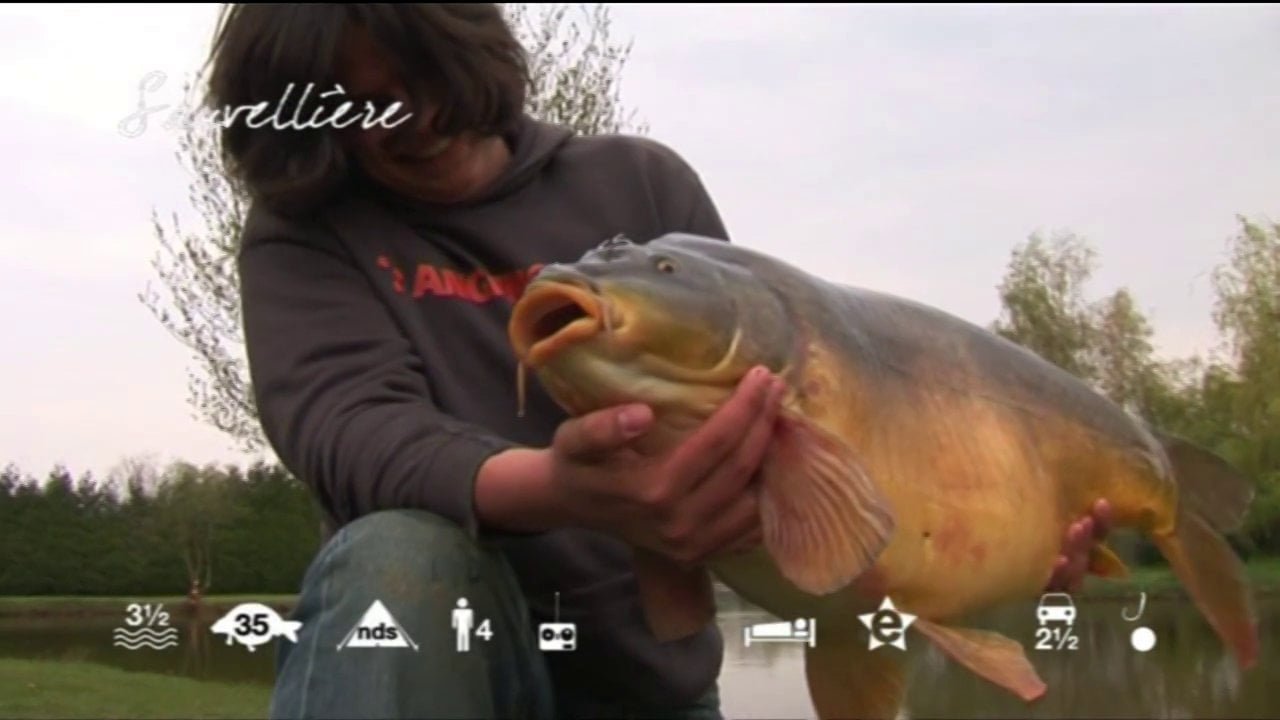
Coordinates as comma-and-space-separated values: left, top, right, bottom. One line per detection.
0, 658, 271, 719
1082, 556, 1280, 599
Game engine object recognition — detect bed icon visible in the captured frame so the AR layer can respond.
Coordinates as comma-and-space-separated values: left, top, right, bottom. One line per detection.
743, 618, 817, 648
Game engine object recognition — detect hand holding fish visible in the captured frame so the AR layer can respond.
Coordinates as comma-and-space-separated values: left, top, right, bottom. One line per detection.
544, 365, 786, 565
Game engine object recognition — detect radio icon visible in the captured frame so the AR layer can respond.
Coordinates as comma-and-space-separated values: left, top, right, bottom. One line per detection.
539, 623, 577, 652
538, 592, 578, 652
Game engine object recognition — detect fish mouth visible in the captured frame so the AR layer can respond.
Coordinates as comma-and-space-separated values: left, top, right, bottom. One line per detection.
509, 279, 612, 368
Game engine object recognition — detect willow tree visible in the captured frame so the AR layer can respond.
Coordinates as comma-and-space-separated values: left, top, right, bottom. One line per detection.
141, 4, 647, 454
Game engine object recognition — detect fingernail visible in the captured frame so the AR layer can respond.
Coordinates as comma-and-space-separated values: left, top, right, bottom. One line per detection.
619, 405, 651, 437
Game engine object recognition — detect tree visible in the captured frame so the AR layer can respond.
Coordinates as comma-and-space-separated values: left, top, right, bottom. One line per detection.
1208, 215, 1280, 551
1211, 216, 1280, 454
504, 3, 649, 136
140, 4, 648, 454
1088, 288, 1162, 417
152, 461, 243, 597
993, 230, 1100, 381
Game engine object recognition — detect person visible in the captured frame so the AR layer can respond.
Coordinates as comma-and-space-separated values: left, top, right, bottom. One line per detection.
454, 598, 475, 654
205, 4, 1113, 719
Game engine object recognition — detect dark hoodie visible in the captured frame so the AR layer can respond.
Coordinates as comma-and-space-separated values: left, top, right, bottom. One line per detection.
237, 115, 730, 708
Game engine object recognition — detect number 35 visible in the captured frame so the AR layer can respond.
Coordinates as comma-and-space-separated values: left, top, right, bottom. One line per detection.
237, 613, 268, 636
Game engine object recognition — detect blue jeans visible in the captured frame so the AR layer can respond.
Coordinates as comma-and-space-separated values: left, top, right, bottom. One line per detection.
269, 509, 722, 720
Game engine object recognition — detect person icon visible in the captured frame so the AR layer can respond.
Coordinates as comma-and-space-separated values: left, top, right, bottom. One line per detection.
452, 598, 474, 653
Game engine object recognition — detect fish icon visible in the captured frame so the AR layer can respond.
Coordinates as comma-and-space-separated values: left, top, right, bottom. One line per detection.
210, 602, 302, 652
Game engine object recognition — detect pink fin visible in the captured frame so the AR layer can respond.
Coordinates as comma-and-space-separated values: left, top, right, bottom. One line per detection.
758, 408, 894, 596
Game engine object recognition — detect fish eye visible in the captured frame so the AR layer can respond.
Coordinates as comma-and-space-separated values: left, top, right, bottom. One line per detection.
655, 257, 676, 274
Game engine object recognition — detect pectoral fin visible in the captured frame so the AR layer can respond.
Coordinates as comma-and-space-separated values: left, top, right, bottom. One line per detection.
804, 631, 906, 720
632, 547, 715, 643
912, 617, 1047, 702
758, 408, 895, 596
1088, 543, 1130, 579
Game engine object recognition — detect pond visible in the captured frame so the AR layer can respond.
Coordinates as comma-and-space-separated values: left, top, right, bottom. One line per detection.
1, 591, 1276, 719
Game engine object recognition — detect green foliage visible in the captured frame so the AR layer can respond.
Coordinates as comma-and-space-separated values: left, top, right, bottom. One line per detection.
140, 3, 647, 455
1211, 217, 1280, 476
0, 460, 322, 596
993, 230, 1099, 380
1089, 287, 1162, 417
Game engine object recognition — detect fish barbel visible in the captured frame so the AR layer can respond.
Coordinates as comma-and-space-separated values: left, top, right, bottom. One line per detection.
507, 232, 1259, 719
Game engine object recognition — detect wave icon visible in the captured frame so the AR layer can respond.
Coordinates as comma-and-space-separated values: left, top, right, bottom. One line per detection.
112, 626, 179, 650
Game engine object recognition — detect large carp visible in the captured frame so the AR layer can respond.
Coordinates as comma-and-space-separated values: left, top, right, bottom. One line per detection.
507, 233, 1259, 719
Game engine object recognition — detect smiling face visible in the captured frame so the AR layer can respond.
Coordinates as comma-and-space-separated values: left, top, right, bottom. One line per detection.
335, 25, 513, 205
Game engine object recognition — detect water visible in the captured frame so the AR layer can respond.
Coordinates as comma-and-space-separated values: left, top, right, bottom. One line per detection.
2, 593, 1277, 719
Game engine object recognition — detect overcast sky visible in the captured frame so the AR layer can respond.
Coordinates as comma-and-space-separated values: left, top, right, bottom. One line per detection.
2, 3, 1278, 481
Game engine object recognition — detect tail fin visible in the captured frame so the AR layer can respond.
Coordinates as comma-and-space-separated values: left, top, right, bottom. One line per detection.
1149, 430, 1259, 670
1153, 430, 1254, 531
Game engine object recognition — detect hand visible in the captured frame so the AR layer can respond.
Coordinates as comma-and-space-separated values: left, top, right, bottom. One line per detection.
546, 365, 786, 565
1045, 498, 1113, 593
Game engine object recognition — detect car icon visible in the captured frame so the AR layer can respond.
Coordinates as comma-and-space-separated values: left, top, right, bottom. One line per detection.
1037, 593, 1076, 625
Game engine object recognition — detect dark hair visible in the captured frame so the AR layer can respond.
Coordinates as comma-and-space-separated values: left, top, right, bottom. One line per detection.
204, 3, 530, 216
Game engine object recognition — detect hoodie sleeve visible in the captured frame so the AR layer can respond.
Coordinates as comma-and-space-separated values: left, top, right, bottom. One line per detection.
237, 216, 518, 538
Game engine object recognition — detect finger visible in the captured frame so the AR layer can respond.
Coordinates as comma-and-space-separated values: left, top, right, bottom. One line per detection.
681, 380, 784, 521
554, 403, 653, 460
1064, 520, 1091, 591
1075, 517, 1095, 554
1091, 498, 1113, 540
1045, 556, 1069, 591
1068, 553, 1087, 593
668, 367, 777, 491
1049, 521, 1085, 592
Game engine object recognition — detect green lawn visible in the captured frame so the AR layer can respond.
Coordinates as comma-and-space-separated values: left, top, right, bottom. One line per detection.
0, 658, 271, 719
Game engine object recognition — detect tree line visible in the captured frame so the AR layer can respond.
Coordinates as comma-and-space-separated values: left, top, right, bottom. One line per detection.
0, 459, 323, 596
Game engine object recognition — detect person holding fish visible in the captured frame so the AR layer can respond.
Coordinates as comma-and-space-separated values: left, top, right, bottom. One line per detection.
207, 4, 1116, 719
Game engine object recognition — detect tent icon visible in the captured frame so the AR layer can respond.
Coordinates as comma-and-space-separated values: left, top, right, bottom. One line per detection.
337, 599, 419, 651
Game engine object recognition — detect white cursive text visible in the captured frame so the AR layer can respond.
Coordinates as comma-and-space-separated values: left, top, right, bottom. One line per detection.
118, 71, 413, 138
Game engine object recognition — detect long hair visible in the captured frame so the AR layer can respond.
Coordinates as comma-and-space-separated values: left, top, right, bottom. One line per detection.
204, 3, 530, 216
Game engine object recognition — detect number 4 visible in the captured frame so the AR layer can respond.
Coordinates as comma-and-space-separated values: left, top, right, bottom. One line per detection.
475, 619, 493, 641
